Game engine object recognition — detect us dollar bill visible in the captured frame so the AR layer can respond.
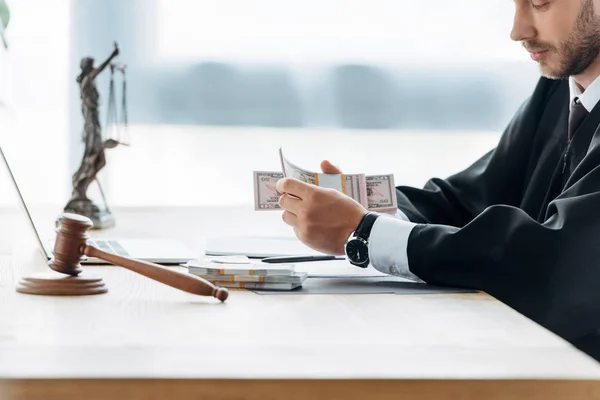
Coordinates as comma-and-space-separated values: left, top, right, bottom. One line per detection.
279, 148, 369, 208
253, 171, 282, 210
254, 171, 398, 213
366, 174, 398, 212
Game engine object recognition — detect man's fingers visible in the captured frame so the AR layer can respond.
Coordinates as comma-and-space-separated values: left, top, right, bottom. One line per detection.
320, 160, 342, 174
278, 193, 302, 213
281, 210, 298, 227
276, 177, 311, 199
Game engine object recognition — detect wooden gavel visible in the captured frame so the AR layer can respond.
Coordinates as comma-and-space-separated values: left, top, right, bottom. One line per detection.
49, 213, 228, 302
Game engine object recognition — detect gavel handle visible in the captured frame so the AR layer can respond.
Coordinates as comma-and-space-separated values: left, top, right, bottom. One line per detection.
83, 245, 228, 302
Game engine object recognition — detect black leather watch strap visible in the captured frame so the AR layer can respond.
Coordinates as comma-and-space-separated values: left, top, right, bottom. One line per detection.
354, 212, 380, 241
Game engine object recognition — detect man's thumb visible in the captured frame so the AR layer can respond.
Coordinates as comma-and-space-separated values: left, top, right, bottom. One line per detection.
320, 160, 342, 174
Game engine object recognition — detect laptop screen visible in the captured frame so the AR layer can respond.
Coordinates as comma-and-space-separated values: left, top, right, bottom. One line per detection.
0, 146, 50, 272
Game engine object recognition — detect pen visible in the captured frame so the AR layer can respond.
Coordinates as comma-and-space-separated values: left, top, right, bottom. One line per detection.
261, 255, 346, 263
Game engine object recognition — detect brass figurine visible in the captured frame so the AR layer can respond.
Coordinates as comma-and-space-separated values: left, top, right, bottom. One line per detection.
64, 42, 128, 229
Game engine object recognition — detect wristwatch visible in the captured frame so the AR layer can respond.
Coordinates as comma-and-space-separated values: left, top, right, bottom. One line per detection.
344, 212, 380, 268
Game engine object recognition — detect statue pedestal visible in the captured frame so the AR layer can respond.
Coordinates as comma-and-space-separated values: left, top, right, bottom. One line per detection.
63, 198, 115, 230
89, 210, 116, 230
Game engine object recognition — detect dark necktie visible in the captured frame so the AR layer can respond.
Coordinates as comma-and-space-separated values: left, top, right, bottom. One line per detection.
569, 97, 589, 141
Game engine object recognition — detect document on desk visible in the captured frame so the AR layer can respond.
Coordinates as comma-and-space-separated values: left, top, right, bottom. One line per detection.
204, 235, 324, 258
189, 256, 475, 294
250, 276, 477, 296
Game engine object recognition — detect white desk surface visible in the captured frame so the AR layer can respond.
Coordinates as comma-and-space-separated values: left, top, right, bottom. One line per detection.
1, 206, 599, 400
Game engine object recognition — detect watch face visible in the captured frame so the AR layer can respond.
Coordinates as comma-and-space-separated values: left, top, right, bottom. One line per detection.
345, 238, 369, 265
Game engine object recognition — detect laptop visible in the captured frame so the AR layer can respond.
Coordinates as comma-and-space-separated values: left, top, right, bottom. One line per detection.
0, 146, 197, 265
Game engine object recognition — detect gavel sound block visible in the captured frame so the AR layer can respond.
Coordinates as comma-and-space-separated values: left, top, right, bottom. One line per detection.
16, 213, 228, 302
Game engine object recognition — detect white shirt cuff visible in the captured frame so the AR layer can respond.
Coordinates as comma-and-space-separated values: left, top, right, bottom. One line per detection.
368, 214, 424, 283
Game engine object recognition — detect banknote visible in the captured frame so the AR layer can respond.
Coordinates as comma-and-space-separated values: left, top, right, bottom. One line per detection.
253, 171, 282, 210
254, 170, 398, 213
186, 257, 296, 276
365, 174, 398, 213
279, 147, 318, 185
279, 148, 369, 208
195, 272, 307, 284
205, 281, 303, 290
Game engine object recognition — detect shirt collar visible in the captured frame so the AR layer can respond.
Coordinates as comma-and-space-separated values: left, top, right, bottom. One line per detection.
569, 75, 600, 112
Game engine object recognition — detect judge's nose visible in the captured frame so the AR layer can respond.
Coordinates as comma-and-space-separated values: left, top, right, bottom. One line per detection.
510, 7, 537, 42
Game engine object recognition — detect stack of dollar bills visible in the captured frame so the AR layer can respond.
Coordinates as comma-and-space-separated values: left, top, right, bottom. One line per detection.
253, 147, 398, 213
185, 256, 307, 291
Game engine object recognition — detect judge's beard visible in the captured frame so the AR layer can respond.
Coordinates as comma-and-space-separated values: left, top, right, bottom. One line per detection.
528, 0, 600, 80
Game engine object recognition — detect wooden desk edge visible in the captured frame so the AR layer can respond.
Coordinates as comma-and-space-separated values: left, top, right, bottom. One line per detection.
1, 379, 600, 400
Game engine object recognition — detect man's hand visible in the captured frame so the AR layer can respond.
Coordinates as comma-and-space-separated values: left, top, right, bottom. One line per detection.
320, 160, 342, 174
276, 177, 367, 256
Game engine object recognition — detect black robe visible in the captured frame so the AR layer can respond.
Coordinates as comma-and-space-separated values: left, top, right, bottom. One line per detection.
396, 77, 600, 361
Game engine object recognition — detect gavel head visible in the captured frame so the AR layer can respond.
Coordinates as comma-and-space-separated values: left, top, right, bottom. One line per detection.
49, 213, 93, 276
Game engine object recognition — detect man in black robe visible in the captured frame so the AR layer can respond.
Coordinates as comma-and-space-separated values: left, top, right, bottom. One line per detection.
276, 0, 600, 361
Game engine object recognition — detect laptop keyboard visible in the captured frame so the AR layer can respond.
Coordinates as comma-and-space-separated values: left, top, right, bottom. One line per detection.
88, 239, 130, 257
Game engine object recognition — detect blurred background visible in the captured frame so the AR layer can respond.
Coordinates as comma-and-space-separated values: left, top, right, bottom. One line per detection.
0, 0, 539, 215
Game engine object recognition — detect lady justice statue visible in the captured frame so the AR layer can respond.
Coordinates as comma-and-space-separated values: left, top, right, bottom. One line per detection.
63, 42, 127, 229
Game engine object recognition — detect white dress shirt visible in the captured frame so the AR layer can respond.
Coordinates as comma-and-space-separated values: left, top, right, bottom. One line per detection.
368, 76, 600, 282
569, 75, 600, 112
